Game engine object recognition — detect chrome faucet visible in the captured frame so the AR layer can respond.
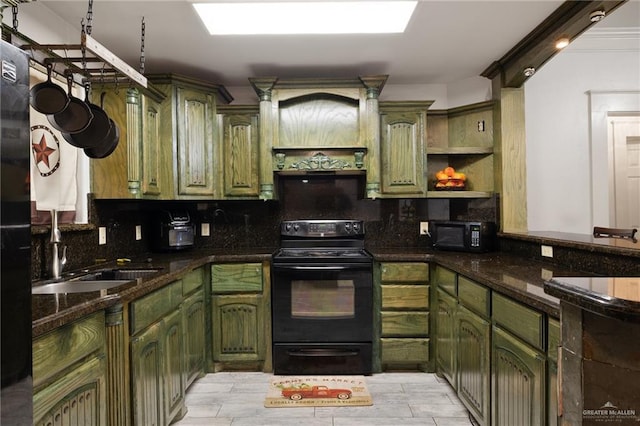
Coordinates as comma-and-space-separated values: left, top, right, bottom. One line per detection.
50, 209, 67, 279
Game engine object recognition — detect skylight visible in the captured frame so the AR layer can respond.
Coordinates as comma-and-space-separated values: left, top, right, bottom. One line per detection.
192, 1, 417, 35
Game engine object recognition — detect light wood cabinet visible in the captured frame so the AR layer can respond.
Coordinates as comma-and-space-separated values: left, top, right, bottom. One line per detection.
210, 262, 271, 371
33, 311, 107, 426
216, 105, 260, 199
378, 262, 430, 370
379, 101, 432, 197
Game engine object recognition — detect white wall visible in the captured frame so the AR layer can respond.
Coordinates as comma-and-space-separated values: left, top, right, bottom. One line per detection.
524, 29, 640, 233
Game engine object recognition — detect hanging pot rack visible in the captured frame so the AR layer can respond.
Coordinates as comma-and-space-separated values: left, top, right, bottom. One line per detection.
17, 32, 147, 89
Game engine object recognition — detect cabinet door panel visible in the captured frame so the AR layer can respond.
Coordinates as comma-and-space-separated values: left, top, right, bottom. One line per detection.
380, 108, 427, 195
222, 113, 259, 197
213, 294, 265, 361
457, 305, 491, 426
492, 326, 545, 426
177, 87, 215, 196
131, 322, 163, 426
163, 309, 185, 424
183, 290, 206, 388
436, 289, 457, 389
142, 95, 162, 196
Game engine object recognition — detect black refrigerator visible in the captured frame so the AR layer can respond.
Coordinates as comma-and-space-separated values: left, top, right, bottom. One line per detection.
1, 40, 33, 424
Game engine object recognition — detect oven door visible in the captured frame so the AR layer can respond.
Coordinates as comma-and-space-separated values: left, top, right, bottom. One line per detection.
271, 262, 373, 343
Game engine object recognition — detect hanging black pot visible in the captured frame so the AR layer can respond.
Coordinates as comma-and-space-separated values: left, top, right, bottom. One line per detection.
84, 118, 120, 159
47, 74, 93, 134
63, 90, 112, 149
30, 63, 69, 115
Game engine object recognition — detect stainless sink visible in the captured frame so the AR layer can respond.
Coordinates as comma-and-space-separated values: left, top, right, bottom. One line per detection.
31, 280, 132, 294
31, 268, 162, 294
77, 268, 162, 281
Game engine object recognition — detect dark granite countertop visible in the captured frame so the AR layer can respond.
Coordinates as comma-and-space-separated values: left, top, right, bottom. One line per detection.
32, 247, 276, 337
368, 248, 590, 318
33, 243, 634, 338
545, 277, 640, 322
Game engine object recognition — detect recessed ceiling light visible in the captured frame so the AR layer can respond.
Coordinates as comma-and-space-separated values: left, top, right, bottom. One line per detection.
555, 37, 570, 49
192, 1, 418, 35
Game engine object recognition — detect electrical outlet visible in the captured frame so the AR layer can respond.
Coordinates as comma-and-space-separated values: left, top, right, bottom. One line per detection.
135, 225, 142, 241
99, 227, 107, 245
420, 221, 430, 235
201, 223, 210, 237
541, 245, 553, 258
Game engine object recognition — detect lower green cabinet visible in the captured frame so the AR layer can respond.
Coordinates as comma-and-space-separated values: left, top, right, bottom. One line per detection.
435, 288, 457, 389
130, 321, 164, 426
491, 326, 545, 426
457, 305, 491, 426
210, 262, 270, 371
183, 289, 206, 388
433, 271, 556, 426
33, 312, 108, 426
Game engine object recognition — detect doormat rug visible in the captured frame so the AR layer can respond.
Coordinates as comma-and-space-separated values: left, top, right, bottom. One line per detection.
265, 375, 373, 408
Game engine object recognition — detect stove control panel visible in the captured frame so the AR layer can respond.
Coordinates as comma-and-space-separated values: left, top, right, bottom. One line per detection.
281, 220, 365, 237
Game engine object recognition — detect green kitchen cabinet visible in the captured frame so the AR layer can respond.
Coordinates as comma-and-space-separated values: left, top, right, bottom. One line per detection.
90, 87, 167, 199
182, 267, 207, 389
491, 326, 546, 426
457, 304, 491, 426
33, 311, 108, 426
129, 280, 185, 425
210, 262, 270, 371
378, 262, 430, 370
147, 74, 233, 199
426, 101, 495, 199
378, 101, 432, 198
435, 288, 457, 389
216, 105, 261, 199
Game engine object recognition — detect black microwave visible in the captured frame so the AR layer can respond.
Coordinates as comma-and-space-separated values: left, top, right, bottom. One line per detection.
429, 221, 497, 252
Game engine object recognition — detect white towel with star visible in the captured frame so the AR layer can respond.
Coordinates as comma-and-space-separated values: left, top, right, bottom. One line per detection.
29, 67, 79, 212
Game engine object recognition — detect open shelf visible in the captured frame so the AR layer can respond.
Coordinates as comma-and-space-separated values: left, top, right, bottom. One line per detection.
427, 190, 494, 199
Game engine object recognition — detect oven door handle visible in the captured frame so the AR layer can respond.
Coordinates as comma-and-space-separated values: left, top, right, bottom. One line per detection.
284, 266, 348, 271
287, 349, 359, 357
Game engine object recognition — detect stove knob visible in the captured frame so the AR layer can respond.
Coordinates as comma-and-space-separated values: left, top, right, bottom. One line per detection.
352, 222, 360, 232
285, 223, 292, 233
344, 222, 351, 233
293, 223, 299, 233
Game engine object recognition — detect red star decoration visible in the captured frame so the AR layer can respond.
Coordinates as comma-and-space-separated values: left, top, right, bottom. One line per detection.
32, 134, 56, 168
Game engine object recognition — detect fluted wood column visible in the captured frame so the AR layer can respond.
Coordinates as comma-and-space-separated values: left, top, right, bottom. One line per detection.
249, 77, 278, 200
105, 304, 130, 426
126, 88, 142, 196
359, 75, 387, 199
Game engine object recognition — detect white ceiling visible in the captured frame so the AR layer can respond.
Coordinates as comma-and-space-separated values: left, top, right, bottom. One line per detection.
20, 1, 640, 90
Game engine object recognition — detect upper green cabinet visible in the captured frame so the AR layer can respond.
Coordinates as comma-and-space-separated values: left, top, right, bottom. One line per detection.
216, 105, 261, 199
379, 101, 432, 197
149, 74, 233, 199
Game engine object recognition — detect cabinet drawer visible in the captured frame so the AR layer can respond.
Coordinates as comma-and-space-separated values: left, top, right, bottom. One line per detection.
433, 265, 457, 296
212, 263, 263, 293
183, 267, 204, 296
131, 280, 182, 335
493, 293, 544, 350
33, 311, 105, 388
381, 338, 429, 363
381, 285, 429, 310
548, 317, 560, 362
381, 311, 429, 337
381, 262, 429, 282
458, 276, 490, 317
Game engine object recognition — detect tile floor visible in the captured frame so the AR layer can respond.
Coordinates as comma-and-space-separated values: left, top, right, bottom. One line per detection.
173, 372, 474, 426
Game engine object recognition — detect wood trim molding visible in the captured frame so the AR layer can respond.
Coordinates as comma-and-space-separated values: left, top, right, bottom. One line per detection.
482, 1, 627, 88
